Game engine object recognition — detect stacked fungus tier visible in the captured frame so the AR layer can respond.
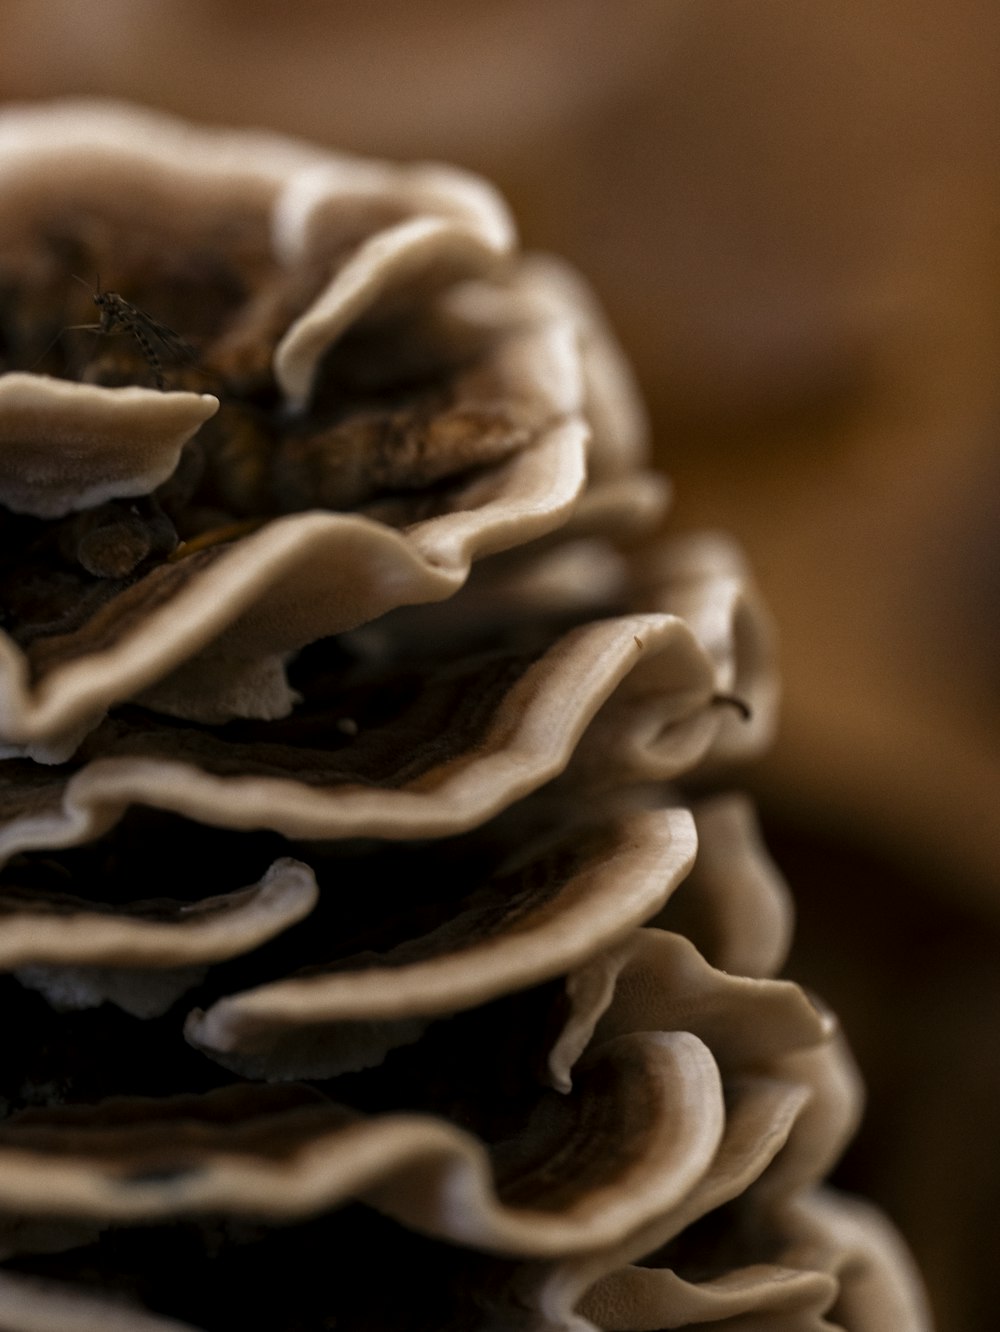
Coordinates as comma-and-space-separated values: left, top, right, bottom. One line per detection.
0, 102, 929, 1331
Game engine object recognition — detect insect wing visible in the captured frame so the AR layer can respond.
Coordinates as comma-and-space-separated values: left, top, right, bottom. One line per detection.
137, 311, 198, 366
93, 291, 196, 366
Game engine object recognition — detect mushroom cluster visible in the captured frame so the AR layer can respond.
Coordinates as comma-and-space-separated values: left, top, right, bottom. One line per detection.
0, 102, 930, 1330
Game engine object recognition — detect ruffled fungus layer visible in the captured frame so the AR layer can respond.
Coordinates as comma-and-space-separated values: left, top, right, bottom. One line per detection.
0, 101, 929, 1331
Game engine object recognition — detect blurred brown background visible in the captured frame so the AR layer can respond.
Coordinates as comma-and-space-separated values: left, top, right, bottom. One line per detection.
0, 2, 996, 1327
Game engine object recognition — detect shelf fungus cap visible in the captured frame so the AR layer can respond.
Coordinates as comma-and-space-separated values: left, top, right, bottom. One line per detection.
0, 98, 930, 1332
0, 101, 616, 755
0, 375, 218, 520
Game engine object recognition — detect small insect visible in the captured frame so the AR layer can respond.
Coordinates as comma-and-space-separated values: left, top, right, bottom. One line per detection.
69, 276, 197, 390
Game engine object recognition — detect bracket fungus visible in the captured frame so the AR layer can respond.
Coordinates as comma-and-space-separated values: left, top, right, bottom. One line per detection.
0, 101, 931, 1330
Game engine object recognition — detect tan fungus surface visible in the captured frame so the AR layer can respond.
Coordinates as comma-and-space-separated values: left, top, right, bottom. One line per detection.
0, 99, 929, 1332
